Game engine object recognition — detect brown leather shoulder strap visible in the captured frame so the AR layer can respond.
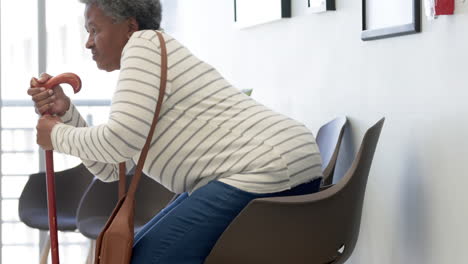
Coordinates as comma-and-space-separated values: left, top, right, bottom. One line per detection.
118, 30, 168, 197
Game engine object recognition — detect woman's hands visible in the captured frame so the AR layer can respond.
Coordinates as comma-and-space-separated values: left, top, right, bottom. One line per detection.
36, 115, 62, 150
29, 73, 68, 150
28, 73, 71, 116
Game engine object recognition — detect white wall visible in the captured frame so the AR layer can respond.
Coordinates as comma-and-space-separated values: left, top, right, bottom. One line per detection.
161, 1, 468, 263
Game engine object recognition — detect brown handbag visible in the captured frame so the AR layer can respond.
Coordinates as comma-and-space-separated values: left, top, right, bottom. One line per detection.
94, 31, 168, 264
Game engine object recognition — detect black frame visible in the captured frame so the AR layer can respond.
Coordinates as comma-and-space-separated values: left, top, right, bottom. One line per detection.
361, 0, 421, 41
307, 0, 335, 11
234, 0, 291, 22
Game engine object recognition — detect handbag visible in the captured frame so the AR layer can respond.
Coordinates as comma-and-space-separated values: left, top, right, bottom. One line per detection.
94, 30, 168, 264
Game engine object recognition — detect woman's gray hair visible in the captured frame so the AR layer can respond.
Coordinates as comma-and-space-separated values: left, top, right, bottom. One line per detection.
79, 0, 162, 30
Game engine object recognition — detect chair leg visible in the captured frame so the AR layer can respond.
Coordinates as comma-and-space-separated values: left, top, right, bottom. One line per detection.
39, 236, 51, 264
85, 239, 95, 264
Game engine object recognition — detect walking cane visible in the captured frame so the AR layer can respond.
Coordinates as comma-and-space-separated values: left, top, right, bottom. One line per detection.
31, 73, 82, 264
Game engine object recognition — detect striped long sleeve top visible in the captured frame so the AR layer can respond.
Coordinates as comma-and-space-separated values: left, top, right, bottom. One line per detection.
51, 30, 323, 194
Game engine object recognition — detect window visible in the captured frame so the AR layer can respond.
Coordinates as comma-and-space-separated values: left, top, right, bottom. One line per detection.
1, 1, 40, 263
1, 1, 117, 263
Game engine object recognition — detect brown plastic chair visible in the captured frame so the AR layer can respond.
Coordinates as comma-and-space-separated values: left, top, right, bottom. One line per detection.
316, 116, 348, 186
18, 163, 94, 263
205, 118, 385, 264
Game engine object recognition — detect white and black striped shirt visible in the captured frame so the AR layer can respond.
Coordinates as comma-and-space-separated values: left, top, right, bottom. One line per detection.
52, 30, 322, 194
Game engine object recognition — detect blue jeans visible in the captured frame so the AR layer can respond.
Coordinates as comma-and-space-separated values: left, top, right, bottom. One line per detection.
131, 178, 321, 264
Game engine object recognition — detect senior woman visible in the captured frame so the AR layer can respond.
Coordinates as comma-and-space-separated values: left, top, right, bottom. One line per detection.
28, 0, 323, 263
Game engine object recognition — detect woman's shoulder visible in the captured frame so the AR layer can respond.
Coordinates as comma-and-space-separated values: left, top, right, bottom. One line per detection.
130, 30, 178, 46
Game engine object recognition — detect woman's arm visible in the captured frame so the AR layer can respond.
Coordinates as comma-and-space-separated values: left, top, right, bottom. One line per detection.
63, 103, 136, 181
60, 103, 87, 128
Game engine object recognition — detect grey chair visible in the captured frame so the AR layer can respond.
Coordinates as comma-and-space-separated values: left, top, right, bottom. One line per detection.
18, 163, 94, 263
316, 116, 348, 186
76, 172, 174, 239
205, 118, 385, 264
76, 171, 174, 262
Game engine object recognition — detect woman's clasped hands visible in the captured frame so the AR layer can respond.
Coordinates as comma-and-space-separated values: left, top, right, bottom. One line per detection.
27, 73, 70, 150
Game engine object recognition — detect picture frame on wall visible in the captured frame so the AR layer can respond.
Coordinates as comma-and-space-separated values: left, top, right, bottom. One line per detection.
234, 0, 291, 29
308, 0, 335, 13
361, 0, 421, 41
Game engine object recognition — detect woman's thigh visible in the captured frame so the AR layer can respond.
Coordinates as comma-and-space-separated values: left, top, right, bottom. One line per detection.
131, 181, 257, 264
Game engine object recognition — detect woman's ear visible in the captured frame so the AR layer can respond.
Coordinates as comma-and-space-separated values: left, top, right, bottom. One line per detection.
127, 17, 139, 37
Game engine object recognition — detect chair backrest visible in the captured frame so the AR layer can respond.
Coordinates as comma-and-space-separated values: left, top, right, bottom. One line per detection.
133, 174, 175, 226
76, 172, 174, 238
316, 116, 348, 185
324, 117, 384, 263
205, 118, 384, 264
19, 163, 94, 228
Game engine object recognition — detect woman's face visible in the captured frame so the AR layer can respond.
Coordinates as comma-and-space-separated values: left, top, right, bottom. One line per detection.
84, 4, 137, 72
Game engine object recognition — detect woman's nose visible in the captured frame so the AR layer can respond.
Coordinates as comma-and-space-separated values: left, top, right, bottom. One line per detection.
85, 35, 94, 49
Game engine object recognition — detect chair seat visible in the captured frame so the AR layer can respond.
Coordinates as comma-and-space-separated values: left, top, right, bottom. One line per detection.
20, 209, 77, 231
18, 164, 94, 232
77, 217, 147, 239
77, 217, 108, 239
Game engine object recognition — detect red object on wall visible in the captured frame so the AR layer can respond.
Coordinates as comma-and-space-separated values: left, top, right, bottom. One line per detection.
435, 0, 455, 15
